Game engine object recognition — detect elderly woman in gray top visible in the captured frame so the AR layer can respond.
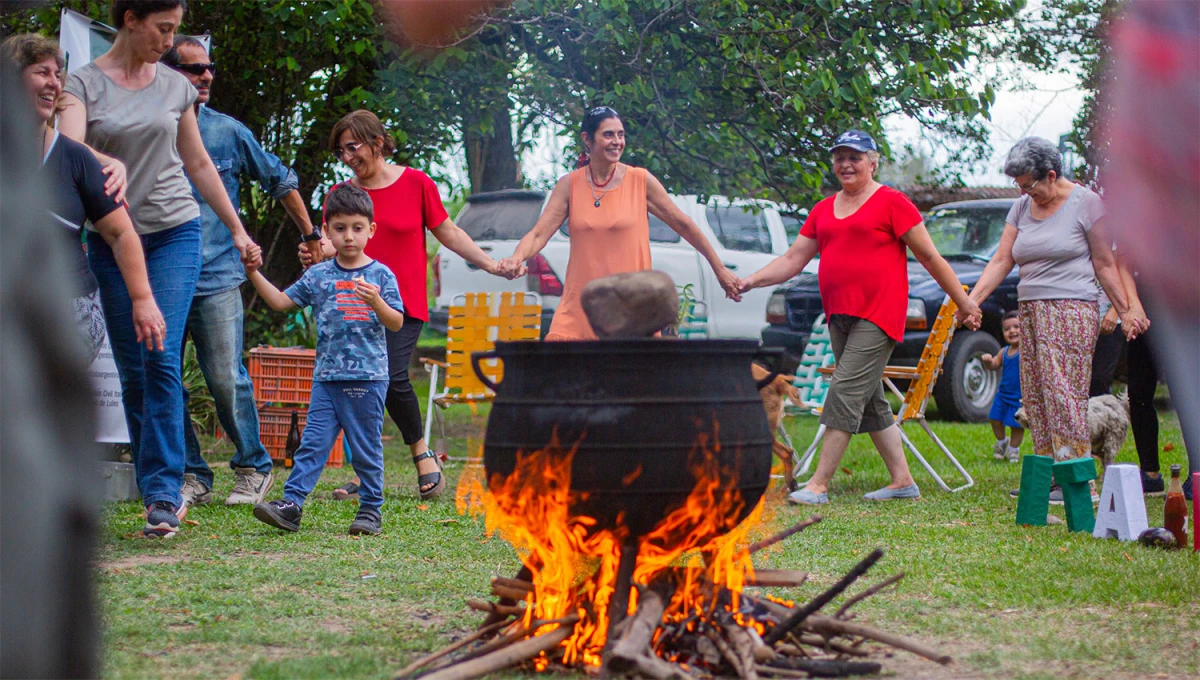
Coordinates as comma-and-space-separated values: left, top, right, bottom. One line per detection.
969, 137, 1143, 500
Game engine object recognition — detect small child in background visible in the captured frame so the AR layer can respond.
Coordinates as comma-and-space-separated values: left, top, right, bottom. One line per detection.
244, 184, 404, 535
982, 310, 1023, 462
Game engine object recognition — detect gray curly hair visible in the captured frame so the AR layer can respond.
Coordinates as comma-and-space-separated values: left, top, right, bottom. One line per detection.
1003, 137, 1063, 181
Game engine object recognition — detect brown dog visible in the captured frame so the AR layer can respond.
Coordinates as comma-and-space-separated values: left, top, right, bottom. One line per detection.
752, 364, 801, 488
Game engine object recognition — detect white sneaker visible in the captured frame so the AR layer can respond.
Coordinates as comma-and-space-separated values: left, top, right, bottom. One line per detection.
992, 438, 1008, 461
225, 467, 274, 505
180, 473, 212, 508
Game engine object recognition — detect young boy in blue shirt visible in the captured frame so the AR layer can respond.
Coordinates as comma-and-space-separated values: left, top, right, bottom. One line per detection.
244, 184, 404, 535
982, 310, 1023, 463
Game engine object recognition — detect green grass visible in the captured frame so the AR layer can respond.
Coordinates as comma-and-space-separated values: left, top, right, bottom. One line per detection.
99, 376, 1199, 679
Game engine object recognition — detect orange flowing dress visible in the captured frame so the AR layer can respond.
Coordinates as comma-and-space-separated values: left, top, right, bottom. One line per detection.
545, 165, 652, 341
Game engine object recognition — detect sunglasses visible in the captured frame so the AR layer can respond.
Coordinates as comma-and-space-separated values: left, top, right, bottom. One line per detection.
586, 105, 619, 119
174, 62, 216, 76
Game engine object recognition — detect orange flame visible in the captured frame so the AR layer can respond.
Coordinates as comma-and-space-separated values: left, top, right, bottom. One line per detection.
458, 424, 765, 669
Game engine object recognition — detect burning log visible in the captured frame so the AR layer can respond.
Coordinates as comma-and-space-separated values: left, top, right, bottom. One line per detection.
418, 619, 578, 680
719, 614, 759, 680
606, 587, 667, 675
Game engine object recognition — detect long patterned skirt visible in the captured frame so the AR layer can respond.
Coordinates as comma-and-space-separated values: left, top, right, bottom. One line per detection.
1019, 299, 1099, 461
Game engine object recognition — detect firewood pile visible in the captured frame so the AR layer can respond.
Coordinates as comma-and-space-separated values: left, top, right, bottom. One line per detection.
393, 516, 952, 680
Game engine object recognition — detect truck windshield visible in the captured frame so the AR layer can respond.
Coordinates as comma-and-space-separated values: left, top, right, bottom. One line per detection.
922, 207, 1009, 258
457, 198, 542, 241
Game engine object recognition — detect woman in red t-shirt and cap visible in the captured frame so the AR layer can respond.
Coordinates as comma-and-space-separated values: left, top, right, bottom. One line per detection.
303, 110, 516, 500
739, 130, 982, 505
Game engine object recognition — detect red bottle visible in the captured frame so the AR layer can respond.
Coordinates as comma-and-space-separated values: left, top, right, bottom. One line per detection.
1164, 464, 1187, 548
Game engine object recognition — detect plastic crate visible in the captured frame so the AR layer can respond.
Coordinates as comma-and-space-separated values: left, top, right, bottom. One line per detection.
249, 346, 315, 407
259, 406, 344, 468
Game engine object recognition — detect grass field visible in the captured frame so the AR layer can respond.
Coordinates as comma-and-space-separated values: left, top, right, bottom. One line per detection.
97, 373, 1199, 679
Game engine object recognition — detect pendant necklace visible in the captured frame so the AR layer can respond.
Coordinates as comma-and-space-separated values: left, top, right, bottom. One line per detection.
588, 165, 616, 208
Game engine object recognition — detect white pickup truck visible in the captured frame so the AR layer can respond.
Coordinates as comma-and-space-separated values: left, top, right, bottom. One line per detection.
432, 189, 813, 339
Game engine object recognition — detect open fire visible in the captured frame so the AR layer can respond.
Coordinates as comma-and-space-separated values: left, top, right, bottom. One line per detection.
402, 427, 952, 680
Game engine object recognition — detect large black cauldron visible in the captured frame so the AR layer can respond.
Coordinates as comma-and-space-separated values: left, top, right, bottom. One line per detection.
472, 339, 779, 538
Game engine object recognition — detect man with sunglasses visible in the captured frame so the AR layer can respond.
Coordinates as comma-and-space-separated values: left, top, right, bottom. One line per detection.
161, 36, 321, 508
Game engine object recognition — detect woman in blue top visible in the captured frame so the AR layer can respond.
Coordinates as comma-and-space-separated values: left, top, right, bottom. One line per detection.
981, 311, 1023, 463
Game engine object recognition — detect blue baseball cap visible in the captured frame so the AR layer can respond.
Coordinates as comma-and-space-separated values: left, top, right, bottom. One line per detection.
829, 129, 877, 153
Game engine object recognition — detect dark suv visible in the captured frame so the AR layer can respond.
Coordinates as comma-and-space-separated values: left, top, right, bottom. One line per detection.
761, 198, 1020, 422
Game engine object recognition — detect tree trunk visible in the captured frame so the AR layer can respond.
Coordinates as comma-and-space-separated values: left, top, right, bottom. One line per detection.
465, 102, 522, 193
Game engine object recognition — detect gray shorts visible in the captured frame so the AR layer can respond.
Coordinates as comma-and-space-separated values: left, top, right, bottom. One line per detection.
820, 315, 896, 434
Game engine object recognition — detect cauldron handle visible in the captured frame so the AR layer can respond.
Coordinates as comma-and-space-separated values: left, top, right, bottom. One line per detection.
753, 346, 785, 390
471, 350, 501, 392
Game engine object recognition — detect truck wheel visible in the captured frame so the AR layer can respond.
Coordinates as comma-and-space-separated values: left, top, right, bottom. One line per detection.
933, 331, 1001, 422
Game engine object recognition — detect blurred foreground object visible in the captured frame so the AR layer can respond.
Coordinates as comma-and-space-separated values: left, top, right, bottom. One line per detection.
0, 52, 100, 678
1101, 0, 1200, 475
375, 0, 508, 47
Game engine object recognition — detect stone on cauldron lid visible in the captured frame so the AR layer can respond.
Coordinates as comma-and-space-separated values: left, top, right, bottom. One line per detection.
581, 270, 678, 338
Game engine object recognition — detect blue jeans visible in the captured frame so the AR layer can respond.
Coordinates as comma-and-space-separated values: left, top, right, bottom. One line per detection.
88, 219, 201, 507
182, 288, 272, 488
283, 380, 387, 511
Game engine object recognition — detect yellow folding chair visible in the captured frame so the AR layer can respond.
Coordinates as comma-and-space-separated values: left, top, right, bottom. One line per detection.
420, 292, 542, 451
795, 294, 975, 492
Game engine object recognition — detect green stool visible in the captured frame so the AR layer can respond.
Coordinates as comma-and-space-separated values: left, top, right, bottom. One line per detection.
1016, 455, 1054, 526
1052, 456, 1097, 533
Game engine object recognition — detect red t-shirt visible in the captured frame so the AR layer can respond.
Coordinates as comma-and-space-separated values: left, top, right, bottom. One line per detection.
799, 185, 921, 342
326, 170, 448, 322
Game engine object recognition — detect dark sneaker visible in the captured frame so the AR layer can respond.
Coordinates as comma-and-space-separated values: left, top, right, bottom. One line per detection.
1141, 471, 1165, 496
253, 499, 302, 532
143, 501, 180, 538
348, 507, 382, 536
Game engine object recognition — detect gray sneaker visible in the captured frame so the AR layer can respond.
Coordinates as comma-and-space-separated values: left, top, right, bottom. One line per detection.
180, 473, 212, 508
863, 483, 921, 501
226, 467, 274, 505
992, 439, 1008, 461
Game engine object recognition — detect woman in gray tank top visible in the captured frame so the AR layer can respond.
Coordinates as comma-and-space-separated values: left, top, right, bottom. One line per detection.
969, 137, 1147, 506
58, 0, 262, 538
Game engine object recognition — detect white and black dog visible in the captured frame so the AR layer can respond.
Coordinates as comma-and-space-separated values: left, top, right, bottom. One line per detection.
1014, 392, 1130, 470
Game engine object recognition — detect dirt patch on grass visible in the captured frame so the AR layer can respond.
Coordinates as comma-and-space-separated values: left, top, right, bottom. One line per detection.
99, 553, 187, 570
320, 619, 352, 635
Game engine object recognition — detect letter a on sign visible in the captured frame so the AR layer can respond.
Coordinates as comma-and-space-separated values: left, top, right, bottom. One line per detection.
1092, 464, 1148, 541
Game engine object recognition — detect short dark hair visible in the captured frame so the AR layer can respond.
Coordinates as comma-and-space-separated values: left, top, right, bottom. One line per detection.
329, 109, 396, 156
1002, 310, 1020, 323
582, 105, 620, 139
161, 34, 205, 68
324, 183, 373, 223
2, 33, 65, 71
112, 0, 187, 31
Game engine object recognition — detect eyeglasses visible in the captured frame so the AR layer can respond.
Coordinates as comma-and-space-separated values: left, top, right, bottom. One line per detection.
174, 62, 216, 76
1014, 178, 1041, 192
333, 141, 366, 158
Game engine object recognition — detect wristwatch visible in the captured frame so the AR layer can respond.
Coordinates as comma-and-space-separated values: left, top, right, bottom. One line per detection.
300, 231, 322, 243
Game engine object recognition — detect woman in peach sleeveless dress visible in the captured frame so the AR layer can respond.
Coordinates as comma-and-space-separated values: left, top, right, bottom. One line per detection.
501, 106, 740, 339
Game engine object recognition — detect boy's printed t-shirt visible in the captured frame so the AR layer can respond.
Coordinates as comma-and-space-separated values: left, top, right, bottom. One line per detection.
284, 260, 403, 381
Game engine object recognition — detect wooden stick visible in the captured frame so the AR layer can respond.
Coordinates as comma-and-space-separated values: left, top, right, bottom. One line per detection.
481, 564, 532, 629
708, 629, 745, 678
747, 515, 823, 555
490, 576, 534, 593
490, 583, 534, 602
447, 615, 577, 670
720, 616, 759, 680
804, 614, 951, 665
608, 589, 666, 674
833, 573, 905, 619
790, 635, 870, 658
745, 570, 809, 588
617, 654, 691, 679
391, 619, 510, 679
757, 658, 883, 677
464, 599, 525, 617
419, 620, 576, 680
763, 548, 884, 645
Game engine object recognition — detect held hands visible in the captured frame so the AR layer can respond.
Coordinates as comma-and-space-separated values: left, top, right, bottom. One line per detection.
716, 266, 741, 302
100, 157, 128, 205
244, 244, 263, 274
298, 238, 336, 268
131, 296, 166, 352
1119, 306, 1150, 341
234, 233, 262, 269
954, 298, 983, 331
494, 256, 527, 280
1100, 307, 1119, 335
